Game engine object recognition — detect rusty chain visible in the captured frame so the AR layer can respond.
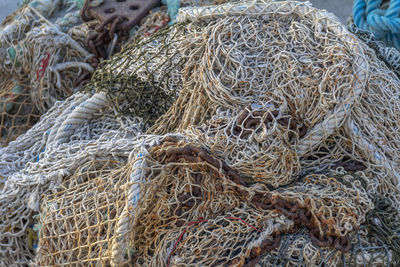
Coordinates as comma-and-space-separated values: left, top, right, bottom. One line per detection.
150, 137, 352, 265
232, 105, 308, 140
76, 0, 131, 88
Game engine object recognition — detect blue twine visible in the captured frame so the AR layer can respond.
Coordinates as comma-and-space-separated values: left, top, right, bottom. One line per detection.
36, 148, 45, 162
162, 0, 180, 24
353, 0, 400, 49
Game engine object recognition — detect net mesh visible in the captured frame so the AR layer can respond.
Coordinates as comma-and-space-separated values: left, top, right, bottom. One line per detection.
133, 1, 367, 188
86, 0, 233, 129
34, 159, 133, 266
130, 137, 384, 266
0, 5, 93, 146
0, 79, 41, 144
2, 0, 400, 266
0, 91, 144, 265
86, 23, 186, 129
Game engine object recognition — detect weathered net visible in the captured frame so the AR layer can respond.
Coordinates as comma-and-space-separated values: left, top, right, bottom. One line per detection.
138, 1, 367, 189
86, 23, 186, 129
2, 0, 400, 266
130, 137, 380, 266
0, 5, 93, 145
34, 159, 131, 266
348, 21, 400, 77
0, 91, 144, 265
136, 0, 399, 265
86, 0, 233, 129
0, 79, 41, 144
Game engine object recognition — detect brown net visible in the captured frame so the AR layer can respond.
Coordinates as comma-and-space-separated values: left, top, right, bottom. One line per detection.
34, 159, 135, 266
138, 2, 367, 187
2, 1, 400, 266
148, 12, 364, 135
130, 137, 378, 266
0, 79, 41, 144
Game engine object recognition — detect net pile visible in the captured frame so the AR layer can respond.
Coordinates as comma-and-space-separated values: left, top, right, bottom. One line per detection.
0, 91, 144, 265
2, 0, 400, 266
138, 1, 400, 265
0, 4, 93, 145
87, 0, 234, 129
144, 1, 367, 189
130, 138, 375, 266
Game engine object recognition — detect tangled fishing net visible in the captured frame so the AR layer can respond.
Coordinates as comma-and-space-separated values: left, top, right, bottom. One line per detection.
0, 3, 94, 145
2, 0, 400, 266
130, 137, 374, 266
0, 90, 146, 265
144, 1, 367, 188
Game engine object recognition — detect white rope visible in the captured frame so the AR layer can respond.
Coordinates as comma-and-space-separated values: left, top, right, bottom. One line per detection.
53, 92, 108, 145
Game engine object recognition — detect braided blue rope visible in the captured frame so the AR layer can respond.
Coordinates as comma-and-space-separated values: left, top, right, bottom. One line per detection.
354, 0, 400, 49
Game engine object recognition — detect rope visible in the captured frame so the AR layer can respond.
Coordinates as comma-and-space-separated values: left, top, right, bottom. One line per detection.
353, 0, 400, 49
53, 92, 108, 144
111, 147, 150, 266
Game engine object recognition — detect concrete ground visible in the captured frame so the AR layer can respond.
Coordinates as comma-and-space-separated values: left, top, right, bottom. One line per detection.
0, 0, 20, 23
298, 0, 353, 22
0, 0, 354, 24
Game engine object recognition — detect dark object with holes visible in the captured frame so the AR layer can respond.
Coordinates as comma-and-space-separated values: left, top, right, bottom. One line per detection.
89, 0, 162, 31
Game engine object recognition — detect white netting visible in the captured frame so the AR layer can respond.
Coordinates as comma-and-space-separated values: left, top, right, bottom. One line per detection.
0, 90, 145, 265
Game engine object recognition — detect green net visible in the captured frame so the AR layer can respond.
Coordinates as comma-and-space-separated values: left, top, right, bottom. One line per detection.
86, 23, 186, 129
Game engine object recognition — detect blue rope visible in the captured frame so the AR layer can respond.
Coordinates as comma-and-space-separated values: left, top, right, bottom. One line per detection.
162, 0, 180, 24
353, 0, 400, 49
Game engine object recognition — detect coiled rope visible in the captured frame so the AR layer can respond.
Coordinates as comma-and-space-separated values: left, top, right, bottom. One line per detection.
353, 0, 400, 49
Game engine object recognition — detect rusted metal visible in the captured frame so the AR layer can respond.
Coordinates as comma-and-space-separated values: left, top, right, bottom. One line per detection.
88, 0, 161, 31
151, 139, 353, 263
76, 0, 161, 88
233, 105, 307, 139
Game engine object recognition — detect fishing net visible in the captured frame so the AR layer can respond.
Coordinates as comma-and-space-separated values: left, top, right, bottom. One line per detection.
86, 23, 186, 129
86, 0, 235, 128
348, 21, 400, 77
34, 159, 132, 266
0, 93, 88, 179
129, 137, 378, 266
341, 22, 400, 204
0, 91, 144, 265
133, 1, 399, 264
127, 6, 170, 44
0, 5, 93, 145
0, 79, 41, 145
131, 1, 365, 188
2, 0, 400, 266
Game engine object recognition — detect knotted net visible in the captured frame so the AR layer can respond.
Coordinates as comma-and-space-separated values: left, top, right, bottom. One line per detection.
2, 0, 400, 266
0, 91, 144, 265
0, 5, 93, 145
130, 137, 376, 266
142, 1, 368, 189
